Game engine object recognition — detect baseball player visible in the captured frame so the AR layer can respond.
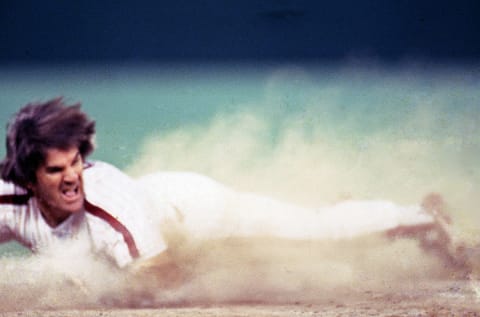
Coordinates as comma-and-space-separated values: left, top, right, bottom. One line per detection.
0, 98, 468, 284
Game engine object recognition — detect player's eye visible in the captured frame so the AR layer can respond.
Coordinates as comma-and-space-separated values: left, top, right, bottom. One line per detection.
45, 166, 63, 174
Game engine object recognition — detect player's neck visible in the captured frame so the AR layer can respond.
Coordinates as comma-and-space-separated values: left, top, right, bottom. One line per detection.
41, 209, 71, 228
36, 200, 74, 228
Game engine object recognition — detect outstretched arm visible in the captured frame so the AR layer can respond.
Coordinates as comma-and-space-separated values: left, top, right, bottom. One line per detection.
0, 184, 29, 245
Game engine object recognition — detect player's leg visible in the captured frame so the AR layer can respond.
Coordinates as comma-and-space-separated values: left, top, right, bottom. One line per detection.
385, 193, 470, 275
139, 172, 440, 241
138, 171, 326, 239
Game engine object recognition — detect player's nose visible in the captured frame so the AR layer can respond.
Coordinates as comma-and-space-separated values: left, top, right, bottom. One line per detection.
63, 166, 80, 183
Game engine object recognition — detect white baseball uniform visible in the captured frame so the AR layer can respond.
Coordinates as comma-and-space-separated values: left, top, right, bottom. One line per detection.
0, 161, 167, 268
0, 161, 435, 268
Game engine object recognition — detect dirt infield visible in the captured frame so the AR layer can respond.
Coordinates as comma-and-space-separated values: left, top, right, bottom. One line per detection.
3, 279, 480, 317
2, 235, 480, 316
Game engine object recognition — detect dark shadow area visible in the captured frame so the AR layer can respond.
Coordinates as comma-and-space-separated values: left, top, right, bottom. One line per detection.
1, 0, 479, 63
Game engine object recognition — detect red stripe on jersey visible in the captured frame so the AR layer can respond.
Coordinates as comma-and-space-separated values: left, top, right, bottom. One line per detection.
84, 199, 140, 260
0, 194, 30, 205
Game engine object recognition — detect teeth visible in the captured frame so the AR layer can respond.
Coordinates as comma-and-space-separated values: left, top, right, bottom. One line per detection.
62, 186, 79, 197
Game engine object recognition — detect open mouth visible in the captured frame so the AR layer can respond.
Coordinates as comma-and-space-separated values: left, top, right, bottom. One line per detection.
61, 185, 81, 201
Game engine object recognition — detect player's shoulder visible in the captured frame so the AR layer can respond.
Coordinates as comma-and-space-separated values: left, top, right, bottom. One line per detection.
83, 160, 137, 197
86, 158, 141, 184
84, 160, 133, 180
0, 177, 29, 198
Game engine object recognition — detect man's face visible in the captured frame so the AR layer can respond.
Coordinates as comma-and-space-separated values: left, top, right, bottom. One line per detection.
30, 147, 85, 225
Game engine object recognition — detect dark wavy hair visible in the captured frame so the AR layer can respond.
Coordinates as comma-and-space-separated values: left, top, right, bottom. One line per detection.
0, 97, 96, 187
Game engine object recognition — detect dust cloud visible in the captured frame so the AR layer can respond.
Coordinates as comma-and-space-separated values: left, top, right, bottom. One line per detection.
123, 67, 479, 306
1, 65, 479, 310
127, 98, 479, 241
0, 233, 450, 310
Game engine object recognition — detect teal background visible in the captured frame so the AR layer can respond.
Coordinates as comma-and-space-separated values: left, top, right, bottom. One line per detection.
1, 62, 479, 255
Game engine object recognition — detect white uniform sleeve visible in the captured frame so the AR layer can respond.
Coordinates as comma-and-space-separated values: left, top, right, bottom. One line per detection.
0, 181, 27, 244
83, 161, 168, 267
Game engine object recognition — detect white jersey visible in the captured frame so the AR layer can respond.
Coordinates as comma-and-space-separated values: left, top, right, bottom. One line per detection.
0, 161, 437, 268
0, 161, 167, 268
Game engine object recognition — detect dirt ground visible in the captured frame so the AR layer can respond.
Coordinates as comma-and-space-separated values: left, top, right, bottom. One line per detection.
2, 235, 480, 316
3, 279, 480, 317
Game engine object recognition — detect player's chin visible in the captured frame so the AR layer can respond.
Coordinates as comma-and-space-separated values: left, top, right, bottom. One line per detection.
62, 198, 85, 214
